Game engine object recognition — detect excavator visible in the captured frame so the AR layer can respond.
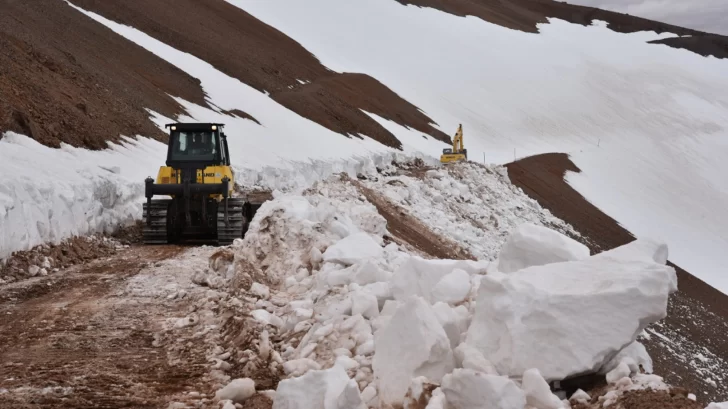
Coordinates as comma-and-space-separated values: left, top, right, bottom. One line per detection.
142, 123, 262, 245
440, 124, 468, 163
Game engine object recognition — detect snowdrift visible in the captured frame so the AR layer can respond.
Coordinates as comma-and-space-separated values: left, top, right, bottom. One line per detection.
187, 174, 677, 408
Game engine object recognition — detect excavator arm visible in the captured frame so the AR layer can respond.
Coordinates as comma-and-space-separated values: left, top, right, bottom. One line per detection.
440, 124, 468, 163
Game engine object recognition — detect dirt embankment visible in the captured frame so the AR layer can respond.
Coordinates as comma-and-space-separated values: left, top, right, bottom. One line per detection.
0, 0, 209, 149
506, 153, 728, 403
396, 0, 728, 59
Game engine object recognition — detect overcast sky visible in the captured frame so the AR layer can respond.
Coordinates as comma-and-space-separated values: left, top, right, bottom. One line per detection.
567, 0, 728, 35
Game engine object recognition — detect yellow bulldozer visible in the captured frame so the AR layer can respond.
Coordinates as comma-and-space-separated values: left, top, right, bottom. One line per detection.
440, 124, 467, 163
142, 123, 262, 245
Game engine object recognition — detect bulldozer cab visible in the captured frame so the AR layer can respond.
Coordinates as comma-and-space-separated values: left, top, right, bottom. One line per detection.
165, 123, 230, 167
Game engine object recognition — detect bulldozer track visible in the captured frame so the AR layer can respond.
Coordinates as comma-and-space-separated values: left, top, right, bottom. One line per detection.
217, 198, 246, 246
142, 199, 171, 244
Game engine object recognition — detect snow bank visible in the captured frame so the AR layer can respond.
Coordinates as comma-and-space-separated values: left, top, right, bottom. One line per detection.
465, 240, 677, 381
497, 223, 590, 273
0, 132, 164, 259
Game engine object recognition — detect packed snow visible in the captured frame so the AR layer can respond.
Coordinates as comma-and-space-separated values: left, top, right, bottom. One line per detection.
234, 0, 728, 294
149, 174, 679, 408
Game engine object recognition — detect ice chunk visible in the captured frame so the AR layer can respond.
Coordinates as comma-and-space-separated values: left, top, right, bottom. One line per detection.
465, 246, 677, 381
431, 269, 471, 304
323, 232, 383, 266
273, 364, 362, 409
283, 358, 322, 377
390, 256, 487, 303
372, 296, 455, 406
215, 378, 256, 403
498, 223, 589, 273
441, 369, 526, 409
522, 368, 564, 409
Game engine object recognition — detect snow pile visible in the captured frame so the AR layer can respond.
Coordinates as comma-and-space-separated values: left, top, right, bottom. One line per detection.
362, 163, 582, 261
465, 239, 677, 381
706, 403, 728, 409
497, 223, 590, 273
178, 176, 679, 409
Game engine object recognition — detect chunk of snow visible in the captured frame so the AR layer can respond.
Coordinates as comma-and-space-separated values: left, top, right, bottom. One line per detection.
592, 238, 669, 266
441, 369, 526, 409
215, 378, 256, 403
372, 296, 455, 406
250, 282, 270, 299
498, 223, 589, 273
351, 289, 380, 319
273, 364, 361, 409
28, 265, 40, 277
601, 341, 653, 374
283, 358, 322, 377
432, 302, 469, 349
570, 389, 590, 403
454, 343, 498, 375
323, 232, 383, 266
353, 261, 392, 285
251, 309, 283, 327
390, 256, 487, 303
522, 368, 564, 409
606, 362, 632, 384
465, 243, 677, 380
431, 269, 471, 304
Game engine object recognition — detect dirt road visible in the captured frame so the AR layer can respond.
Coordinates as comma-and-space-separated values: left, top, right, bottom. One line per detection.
0, 244, 210, 408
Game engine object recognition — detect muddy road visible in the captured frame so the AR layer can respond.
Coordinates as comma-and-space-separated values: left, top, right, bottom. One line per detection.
0, 244, 210, 408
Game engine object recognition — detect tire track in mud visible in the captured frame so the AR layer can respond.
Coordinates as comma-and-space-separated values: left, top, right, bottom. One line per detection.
0, 245, 209, 409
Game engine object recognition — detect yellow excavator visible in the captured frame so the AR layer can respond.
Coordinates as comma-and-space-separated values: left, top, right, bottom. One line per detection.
142, 123, 262, 245
440, 124, 468, 163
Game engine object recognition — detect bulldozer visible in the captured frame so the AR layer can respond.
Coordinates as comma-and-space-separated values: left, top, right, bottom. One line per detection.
440, 124, 468, 163
142, 123, 262, 245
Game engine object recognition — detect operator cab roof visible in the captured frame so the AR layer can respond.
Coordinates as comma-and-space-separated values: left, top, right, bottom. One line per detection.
165, 123, 225, 131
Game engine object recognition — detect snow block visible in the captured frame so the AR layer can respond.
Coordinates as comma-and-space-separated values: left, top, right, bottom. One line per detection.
454, 343, 498, 375
389, 256, 487, 304
522, 368, 564, 409
465, 247, 677, 381
431, 269, 471, 304
323, 232, 383, 266
592, 238, 669, 266
215, 378, 256, 403
372, 296, 455, 406
498, 223, 589, 273
432, 302, 469, 349
441, 369, 526, 409
706, 403, 728, 409
273, 363, 363, 409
